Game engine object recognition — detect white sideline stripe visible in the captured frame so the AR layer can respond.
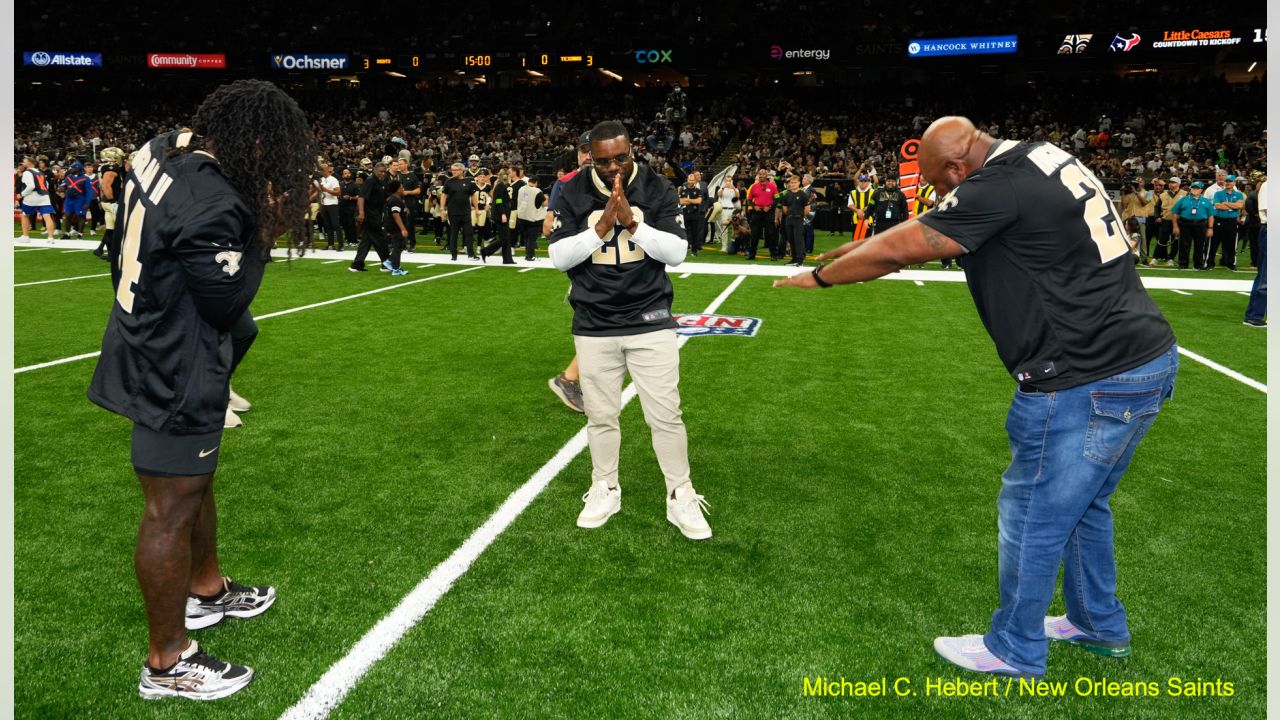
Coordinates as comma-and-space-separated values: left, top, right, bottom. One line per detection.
321, 259, 344, 265
519, 267, 535, 273
278, 274, 747, 720
679, 272, 691, 279
1178, 346, 1266, 394
13, 266, 483, 374
15, 273, 110, 287
913, 280, 924, 286
13, 247, 51, 253
1169, 289, 1192, 296
60, 249, 91, 253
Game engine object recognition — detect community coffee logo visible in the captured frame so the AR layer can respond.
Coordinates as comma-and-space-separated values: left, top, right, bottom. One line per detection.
770, 45, 831, 61
147, 53, 226, 69
1058, 34, 1093, 54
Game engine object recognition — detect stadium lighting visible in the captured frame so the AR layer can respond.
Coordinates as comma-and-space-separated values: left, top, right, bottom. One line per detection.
527, 69, 545, 77
1248, 61, 1257, 72
386, 71, 406, 78
600, 68, 623, 81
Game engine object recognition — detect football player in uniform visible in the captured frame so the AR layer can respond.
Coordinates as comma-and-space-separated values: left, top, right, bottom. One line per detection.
87, 80, 314, 700
777, 117, 1177, 680
93, 146, 127, 261
549, 120, 711, 540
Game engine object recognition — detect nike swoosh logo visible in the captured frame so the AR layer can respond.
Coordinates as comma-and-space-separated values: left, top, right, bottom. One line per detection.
198, 447, 218, 458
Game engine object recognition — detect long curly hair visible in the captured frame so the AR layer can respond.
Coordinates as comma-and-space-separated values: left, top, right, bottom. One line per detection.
188, 80, 316, 258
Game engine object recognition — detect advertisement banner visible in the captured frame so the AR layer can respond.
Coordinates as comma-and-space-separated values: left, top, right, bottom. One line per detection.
23, 51, 102, 67
907, 35, 1018, 58
147, 53, 226, 69
271, 53, 351, 70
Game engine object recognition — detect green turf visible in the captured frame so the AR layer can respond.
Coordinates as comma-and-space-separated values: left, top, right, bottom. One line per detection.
12, 248, 1265, 718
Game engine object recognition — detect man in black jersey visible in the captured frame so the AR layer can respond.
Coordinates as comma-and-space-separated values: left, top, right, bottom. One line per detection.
549, 120, 711, 541
441, 162, 478, 261
86, 80, 314, 701
384, 180, 410, 275
395, 158, 423, 252
777, 117, 1177, 679
350, 162, 392, 273
93, 146, 126, 261
678, 170, 707, 256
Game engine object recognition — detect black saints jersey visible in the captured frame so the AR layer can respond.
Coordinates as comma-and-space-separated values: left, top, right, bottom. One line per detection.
917, 140, 1175, 390
550, 163, 687, 337
88, 130, 266, 433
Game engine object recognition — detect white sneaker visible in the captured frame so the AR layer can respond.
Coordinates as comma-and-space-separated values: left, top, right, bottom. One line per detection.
667, 484, 712, 540
224, 407, 243, 429
576, 483, 621, 528
228, 386, 251, 413
933, 635, 1033, 677
138, 639, 254, 700
18, 236, 31, 243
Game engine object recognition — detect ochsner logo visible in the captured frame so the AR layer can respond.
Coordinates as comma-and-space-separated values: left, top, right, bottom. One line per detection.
770, 44, 830, 61
271, 54, 350, 70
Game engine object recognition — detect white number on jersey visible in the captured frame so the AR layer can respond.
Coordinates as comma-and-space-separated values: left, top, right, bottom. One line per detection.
1028, 144, 1129, 263
588, 208, 647, 265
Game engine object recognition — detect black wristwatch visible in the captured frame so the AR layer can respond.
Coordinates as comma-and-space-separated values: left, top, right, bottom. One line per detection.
811, 263, 833, 288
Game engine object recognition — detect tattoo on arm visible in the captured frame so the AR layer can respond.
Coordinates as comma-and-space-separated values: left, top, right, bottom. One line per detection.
920, 222, 950, 251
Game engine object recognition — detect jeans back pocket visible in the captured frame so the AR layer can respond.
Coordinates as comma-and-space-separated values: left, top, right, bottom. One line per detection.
1084, 388, 1164, 465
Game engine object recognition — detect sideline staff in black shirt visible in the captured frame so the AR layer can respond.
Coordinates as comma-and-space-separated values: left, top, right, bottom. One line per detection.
441, 162, 478, 260
350, 162, 391, 272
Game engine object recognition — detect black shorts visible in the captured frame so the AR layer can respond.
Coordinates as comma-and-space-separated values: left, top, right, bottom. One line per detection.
131, 424, 223, 477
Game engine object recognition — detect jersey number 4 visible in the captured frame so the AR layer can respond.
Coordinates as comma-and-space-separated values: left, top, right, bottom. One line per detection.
115, 140, 176, 313
1028, 144, 1129, 263
588, 208, 647, 265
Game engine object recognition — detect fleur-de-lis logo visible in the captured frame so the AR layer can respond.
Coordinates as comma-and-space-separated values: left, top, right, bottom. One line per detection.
215, 250, 242, 276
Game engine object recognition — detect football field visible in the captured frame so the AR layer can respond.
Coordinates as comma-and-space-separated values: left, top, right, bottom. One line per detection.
11, 235, 1266, 719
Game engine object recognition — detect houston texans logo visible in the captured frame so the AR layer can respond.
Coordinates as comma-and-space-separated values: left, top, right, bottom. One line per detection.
1109, 33, 1141, 52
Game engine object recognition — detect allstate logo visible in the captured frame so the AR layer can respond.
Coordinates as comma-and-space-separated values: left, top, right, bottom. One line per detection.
31, 51, 51, 66
908, 42, 922, 55
770, 45, 784, 59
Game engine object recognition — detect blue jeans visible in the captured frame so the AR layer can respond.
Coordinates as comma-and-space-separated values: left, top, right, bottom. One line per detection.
983, 344, 1178, 675
1245, 224, 1267, 322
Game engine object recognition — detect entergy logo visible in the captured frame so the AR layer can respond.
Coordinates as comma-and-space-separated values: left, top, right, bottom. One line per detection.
674, 314, 763, 338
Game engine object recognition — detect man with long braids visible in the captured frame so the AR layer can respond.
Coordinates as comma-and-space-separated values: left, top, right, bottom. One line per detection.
87, 80, 315, 701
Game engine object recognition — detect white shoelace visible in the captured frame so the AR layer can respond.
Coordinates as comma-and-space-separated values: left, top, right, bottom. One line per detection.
677, 491, 711, 516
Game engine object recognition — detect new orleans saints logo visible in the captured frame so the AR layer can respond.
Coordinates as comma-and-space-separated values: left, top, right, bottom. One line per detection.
215, 250, 243, 276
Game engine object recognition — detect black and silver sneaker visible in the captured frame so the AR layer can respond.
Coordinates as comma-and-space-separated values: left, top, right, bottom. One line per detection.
138, 640, 254, 701
548, 373, 585, 414
186, 577, 276, 630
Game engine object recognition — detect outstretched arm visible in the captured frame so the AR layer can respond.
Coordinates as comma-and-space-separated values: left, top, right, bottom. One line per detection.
774, 218, 964, 289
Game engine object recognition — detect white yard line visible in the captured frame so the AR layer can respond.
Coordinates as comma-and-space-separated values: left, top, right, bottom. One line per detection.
1178, 346, 1266, 394
13, 248, 51, 253
1237, 291, 1252, 297
519, 267, 535, 273
15, 273, 110, 287
14, 266, 482, 374
278, 274, 748, 720
1169, 289, 1192, 296
416, 264, 436, 269
60, 249, 91, 253
679, 272, 692, 279
913, 280, 924, 286
321, 259, 344, 265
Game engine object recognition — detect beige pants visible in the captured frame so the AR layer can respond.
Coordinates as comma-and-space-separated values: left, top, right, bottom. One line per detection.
574, 328, 690, 494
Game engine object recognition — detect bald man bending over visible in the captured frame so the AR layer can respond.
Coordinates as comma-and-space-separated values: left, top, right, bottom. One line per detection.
777, 117, 1178, 678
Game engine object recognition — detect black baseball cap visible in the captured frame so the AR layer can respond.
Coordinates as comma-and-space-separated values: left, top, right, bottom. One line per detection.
578, 132, 591, 149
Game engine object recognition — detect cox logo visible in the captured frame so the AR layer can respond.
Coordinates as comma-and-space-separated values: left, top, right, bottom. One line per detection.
770, 45, 784, 59
908, 42, 922, 55
31, 51, 51, 66
634, 49, 672, 63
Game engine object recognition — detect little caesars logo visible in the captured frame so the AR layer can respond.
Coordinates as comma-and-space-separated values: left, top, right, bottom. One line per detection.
770, 45, 831, 61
